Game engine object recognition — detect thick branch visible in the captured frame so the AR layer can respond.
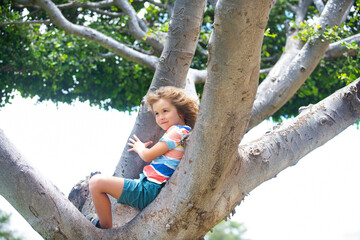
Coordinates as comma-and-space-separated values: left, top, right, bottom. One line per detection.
88, 7, 123, 18
192, 69, 207, 84
249, 0, 354, 130
113, 0, 207, 179
56, 0, 114, 9
114, 0, 164, 54
97, 0, 207, 228
0, 19, 51, 27
313, 0, 325, 13
324, 33, 360, 60
208, 0, 218, 8
237, 78, 360, 198
289, 0, 313, 25
134, 0, 166, 8
259, 33, 360, 77
34, 0, 158, 71
0, 131, 102, 239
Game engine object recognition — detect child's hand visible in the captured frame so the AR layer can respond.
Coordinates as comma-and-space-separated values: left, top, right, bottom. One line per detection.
128, 134, 153, 154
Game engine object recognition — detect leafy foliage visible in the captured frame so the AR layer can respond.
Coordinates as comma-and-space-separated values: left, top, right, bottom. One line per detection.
0, 0, 359, 118
0, 17, 153, 111
266, 0, 360, 121
205, 220, 246, 240
0, 209, 21, 240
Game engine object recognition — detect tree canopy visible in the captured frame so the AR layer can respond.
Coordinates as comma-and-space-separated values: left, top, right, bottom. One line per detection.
1, 0, 359, 118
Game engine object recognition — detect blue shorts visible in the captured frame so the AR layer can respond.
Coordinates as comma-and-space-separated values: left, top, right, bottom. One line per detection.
117, 174, 164, 210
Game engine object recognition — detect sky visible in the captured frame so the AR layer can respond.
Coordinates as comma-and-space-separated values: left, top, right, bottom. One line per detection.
0, 93, 359, 240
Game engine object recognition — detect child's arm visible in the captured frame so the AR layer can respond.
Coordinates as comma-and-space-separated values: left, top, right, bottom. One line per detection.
127, 134, 169, 162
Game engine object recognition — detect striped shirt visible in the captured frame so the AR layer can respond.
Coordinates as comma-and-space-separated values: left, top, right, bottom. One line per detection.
143, 125, 191, 184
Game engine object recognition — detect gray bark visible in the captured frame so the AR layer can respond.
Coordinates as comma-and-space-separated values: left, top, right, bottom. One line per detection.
313, 0, 325, 13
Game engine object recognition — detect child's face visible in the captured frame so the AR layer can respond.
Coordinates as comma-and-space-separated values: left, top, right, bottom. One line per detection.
152, 98, 185, 130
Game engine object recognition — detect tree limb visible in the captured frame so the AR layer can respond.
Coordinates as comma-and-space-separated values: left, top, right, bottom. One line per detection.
146, 0, 166, 8
0, 130, 102, 239
341, 0, 354, 23
208, 0, 217, 8
114, 0, 165, 54
248, 0, 354, 130
112, 0, 207, 178
261, 33, 360, 77
96, 0, 208, 226
88, 7, 124, 18
324, 33, 360, 60
34, 0, 158, 71
56, 0, 114, 9
295, 0, 313, 25
259, 67, 272, 75
0, 19, 51, 27
313, 0, 325, 13
238, 78, 360, 199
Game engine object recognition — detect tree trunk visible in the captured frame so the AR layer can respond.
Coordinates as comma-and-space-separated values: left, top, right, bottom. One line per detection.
90, 0, 208, 226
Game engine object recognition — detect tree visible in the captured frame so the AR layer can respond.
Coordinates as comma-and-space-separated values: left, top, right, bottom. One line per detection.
0, 0, 359, 239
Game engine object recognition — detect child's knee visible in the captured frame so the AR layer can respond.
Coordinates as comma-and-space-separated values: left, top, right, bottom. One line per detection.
89, 174, 104, 192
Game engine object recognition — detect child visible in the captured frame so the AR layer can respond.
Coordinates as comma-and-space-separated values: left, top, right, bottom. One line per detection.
87, 86, 199, 229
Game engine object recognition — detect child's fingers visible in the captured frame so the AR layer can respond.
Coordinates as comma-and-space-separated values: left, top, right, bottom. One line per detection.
144, 141, 153, 147
127, 142, 134, 152
129, 138, 135, 143
133, 134, 140, 141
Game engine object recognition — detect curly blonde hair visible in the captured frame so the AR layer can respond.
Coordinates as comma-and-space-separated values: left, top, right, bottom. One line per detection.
146, 86, 199, 129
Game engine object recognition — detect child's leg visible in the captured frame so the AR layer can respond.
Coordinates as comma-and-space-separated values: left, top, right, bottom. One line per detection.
89, 175, 124, 229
